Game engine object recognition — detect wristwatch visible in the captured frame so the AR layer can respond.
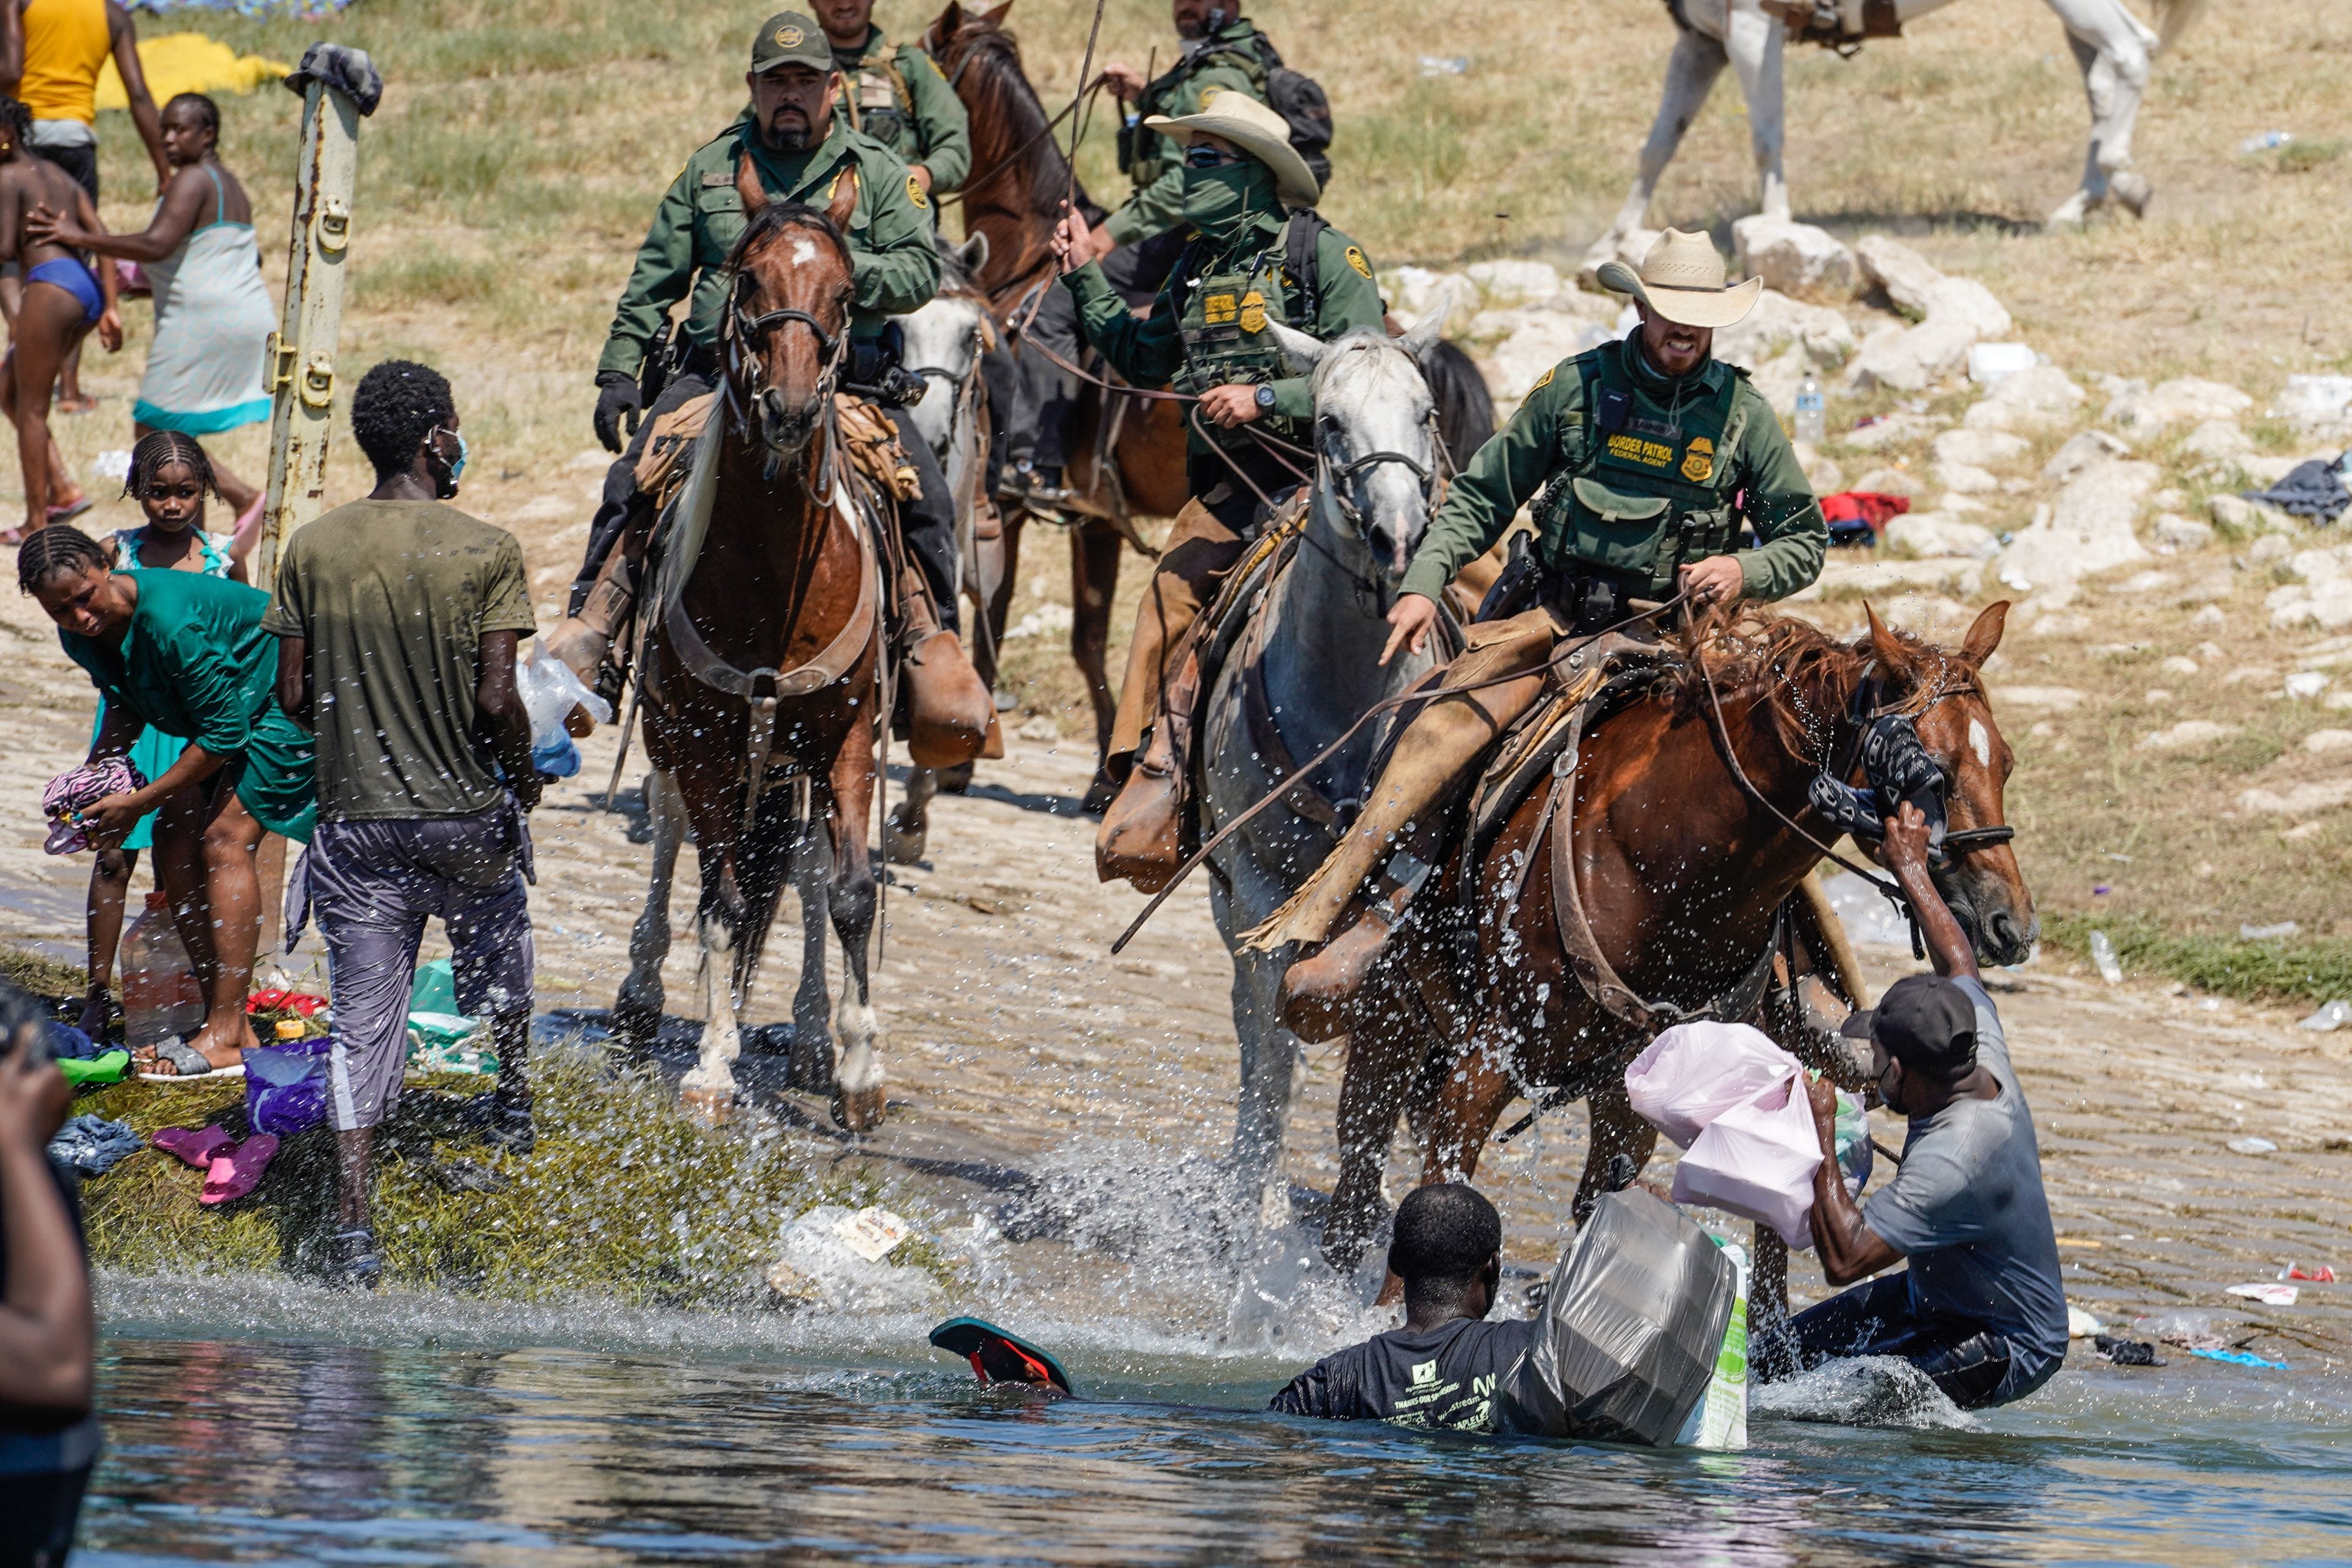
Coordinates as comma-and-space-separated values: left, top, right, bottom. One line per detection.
1254, 385, 1277, 409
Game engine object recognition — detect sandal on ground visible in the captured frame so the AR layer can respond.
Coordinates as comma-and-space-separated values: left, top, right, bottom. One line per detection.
153, 1124, 236, 1169
0, 529, 25, 547
200, 1134, 279, 1206
54, 393, 96, 415
45, 494, 92, 523
136, 1036, 246, 1083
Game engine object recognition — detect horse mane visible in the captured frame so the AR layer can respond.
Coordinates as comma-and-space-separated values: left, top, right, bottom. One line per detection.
1669, 607, 1960, 757
725, 200, 850, 272
928, 12, 1100, 218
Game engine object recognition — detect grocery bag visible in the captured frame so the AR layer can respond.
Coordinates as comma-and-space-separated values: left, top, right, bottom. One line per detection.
1672, 1072, 1825, 1248
243, 1034, 331, 1136
1625, 1021, 1801, 1149
1677, 1239, 1750, 1450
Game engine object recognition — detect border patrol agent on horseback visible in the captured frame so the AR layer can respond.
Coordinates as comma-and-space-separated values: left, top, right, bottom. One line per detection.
1047, 92, 1382, 891
553, 12, 975, 715
1003, 0, 1322, 508
1256, 229, 1830, 1037
815, 0, 970, 208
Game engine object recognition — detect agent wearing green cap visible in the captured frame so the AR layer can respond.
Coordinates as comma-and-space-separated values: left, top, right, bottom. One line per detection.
813, 0, 968, 209
556, 12, 958, 705
1047, 91, 1382, 890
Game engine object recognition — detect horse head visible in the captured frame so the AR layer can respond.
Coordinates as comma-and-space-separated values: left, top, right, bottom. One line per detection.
1267, 284, 1462, 587
722, 163, 858, 460
1862, 600, 2040, 967
895, 235, 994, 464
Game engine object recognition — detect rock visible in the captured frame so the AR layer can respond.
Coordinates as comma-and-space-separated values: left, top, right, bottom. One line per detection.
2177, 571, 2233, 604
1963, 365, 2084, 433
1873, 594, 1976, 636
2191, 603, 2227, 627
1883, 513, 1998, 559
1484, 313, 1616, 403
2236, 454, 2310, 488
1933, 428, 2032, 469
1792, 440, 1845, 495
1996, 685, 2086, 710
1850, 466, 1917, 497
2029, 611, 2093, 635
2289, 545, 2352, 583
2249, 534, 2294, 564
1851, 314, 1980, 393
1465, 258, 1562, 306
1816, 557, 1983, 595
1577, 227, 1660, 289
1712, 288, 1859, 372
2139, 720, 2238, 751
2305, 730, 2352, 754
2042, 430, 2132, 486
2273, 374, 2352, 439
2106, 377, 2255, 436
2238, 780, 2352, 816
2151, 514, 2215, 553
1745, 345, 1812, 419
2286, 671, 2333, 698
1382, 265, 1475, 321
2113, 570, 2179, 596
1835, 411, 1937, 452
1997, 459, 2158, 599
1732, 216, 1858, 303
2181, 420, 2256, 464
2159, 655, 2200, 676
2209, 492, 2295, 535
1937, 462, 2003, 494
2268, 578, 2352, 631
1854, 236, 2012, 335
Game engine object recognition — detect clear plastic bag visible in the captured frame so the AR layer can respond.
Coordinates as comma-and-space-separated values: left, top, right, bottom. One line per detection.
516, 644, 613, 748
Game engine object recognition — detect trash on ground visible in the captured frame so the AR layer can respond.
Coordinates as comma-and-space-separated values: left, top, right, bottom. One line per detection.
1416, 54, 1469, 75
47, 1114, 141, 1176
2189, 1346, 2288, 1369
766, 1203, 943, 1313
408, 1012, 495, 1075
2226, 1282, 2298, 1306
2298, 1000, 2351, 1032
2227, 1136, 2278, 1155
245, 1034, 332, 1135
2240, 921, 2300, 941
2239, 131, 2294, 153
2282, 1264, 2336, 1282
91, 449, 134, 482
2093, 1334, 2161, 1366
834, 1205, 913, 1262
2066, 1303, 2104, 1338
1967, 342, 2036, 386
58, 1049, 130, 1088
2089, 930, 2123, 985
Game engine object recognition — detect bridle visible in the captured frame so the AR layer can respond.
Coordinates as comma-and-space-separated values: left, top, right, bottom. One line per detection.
1819, 659, 2018, 858
723, 263, 850, 458
1304, 401, 1451, 610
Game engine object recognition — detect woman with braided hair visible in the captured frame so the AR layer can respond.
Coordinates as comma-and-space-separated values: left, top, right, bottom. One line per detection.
20, 525, 313, 1079
74, 431, 249, 1034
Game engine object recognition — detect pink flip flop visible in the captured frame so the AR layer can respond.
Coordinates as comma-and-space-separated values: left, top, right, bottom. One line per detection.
200, 1134, 280, 1206
153, 1124, 235, 1169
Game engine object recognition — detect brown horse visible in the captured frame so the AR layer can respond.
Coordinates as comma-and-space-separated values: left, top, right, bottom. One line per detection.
1324, 602, 2037, 1269
614, 170, 890, 1132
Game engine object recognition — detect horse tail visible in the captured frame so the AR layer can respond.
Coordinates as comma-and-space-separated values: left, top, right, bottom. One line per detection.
1424, 337, 1498, 474
2147, 0, 2210, 53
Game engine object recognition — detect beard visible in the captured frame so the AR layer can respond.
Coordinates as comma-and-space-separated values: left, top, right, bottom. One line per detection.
765, 111, 813, 151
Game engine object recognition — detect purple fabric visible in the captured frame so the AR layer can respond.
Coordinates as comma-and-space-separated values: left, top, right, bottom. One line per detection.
42, 757, 149, 854
244, 1036, 332, 1136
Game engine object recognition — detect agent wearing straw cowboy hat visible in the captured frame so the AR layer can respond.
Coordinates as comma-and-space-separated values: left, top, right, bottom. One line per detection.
1048, 90, 1385, 889
1255, 228, 1828, 1035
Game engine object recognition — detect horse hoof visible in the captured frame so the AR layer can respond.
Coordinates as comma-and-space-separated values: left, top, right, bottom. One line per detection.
611, 991, 663, 1049
679, 1085, 735, 1126
831, 1085, 886, 1134
882, 812, 928, 867
2112, 170, 2152, 217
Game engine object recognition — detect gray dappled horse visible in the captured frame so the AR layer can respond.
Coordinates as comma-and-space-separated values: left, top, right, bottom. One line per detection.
1195, 299, 1461, 1227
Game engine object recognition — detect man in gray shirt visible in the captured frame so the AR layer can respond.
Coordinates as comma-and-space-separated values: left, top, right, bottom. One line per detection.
1790, 801, 2068, 1409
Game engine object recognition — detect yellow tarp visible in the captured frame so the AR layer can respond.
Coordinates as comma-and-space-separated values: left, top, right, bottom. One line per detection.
95, 33, 290, 113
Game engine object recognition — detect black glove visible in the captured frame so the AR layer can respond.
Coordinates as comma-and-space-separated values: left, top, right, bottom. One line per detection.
594, 373, 643, 453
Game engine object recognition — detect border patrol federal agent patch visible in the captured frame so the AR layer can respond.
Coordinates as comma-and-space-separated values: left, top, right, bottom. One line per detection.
907, 173, 927, 209
1239, 289, 1266, 333
1203, 292, 1238, 326
1346, 245, 1372, 280
1528, 365, 1555, 393
776, 23, 802, 45
1682, 434, 1714, 483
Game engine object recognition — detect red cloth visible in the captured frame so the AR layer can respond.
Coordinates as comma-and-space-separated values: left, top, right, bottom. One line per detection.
1819, 491, 1912, 534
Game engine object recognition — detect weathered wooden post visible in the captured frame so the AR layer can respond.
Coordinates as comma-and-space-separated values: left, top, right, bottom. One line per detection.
256, 48, 378, 954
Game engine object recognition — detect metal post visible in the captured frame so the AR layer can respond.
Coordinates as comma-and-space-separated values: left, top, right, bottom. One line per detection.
253, 76, 360, 590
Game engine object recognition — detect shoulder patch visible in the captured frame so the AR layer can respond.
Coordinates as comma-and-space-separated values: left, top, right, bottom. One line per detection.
1529, 365, 1555, 393
907, 173, 927, 209
1200, 85, 1225, 108
1345, 245, 1372, 280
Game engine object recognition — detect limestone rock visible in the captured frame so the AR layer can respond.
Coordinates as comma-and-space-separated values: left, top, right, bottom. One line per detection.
1937, 462, 2002, 494
2209, 493, 2294, 535
1997, 459, 2158, 599
1850, 314, 1979, 393
2042, 430, 2132, 486
2151, 514, 2216, 553
2273, 375, 2352, 440
2105, 376, 2254, 436
2176, 570, 2234, 604
1816, 557, 1982, 595
1732, 216, 1858, 303
2180, 420, 2254, 464
1962, 365, 2084, 433
1577, 228, 1660, 290
2250, 534, 2294, 564
1713, 289, 1858, 372
1381, 266, 1475, 322
1792, 440, 1845, 495
2139, 720, 2239, 751
1995, 686, 2086, 710
2267, 577, 2352, 632
1835, 411, 1937, 452
1465, 258, 1563, 306
2236, 454, 2307, 488
1851, 466, 1917, 497
1744, 345, 1812, 419
1933, 429, 2030, 469
1883, 513, 1998, 560
2238, 779, 2352, 816
1485, 313, 1615, 402
1854, 237, 2011, 335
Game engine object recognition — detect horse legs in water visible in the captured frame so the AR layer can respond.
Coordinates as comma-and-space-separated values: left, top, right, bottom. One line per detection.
615, 768, 688, 1046
826, 722, 887, 1132
1227, 946, 1307, 1229
1071, 518, 1122, 813
787, 817, 836, 1094
678, 876, 747, 1122
1324, 967, 1434, 1272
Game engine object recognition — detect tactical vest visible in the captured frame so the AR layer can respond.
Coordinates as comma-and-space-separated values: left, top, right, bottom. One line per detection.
1533, 350, 1750, 601
840, 38, 916, 158
1167, 215, 1320, 453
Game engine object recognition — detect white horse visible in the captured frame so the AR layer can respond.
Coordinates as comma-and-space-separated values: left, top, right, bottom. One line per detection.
1192, 301, 1458, 1229
1589, 0, 2211, 268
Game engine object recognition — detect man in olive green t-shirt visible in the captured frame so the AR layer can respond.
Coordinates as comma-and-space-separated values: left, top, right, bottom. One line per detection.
263, 359, 541, 1291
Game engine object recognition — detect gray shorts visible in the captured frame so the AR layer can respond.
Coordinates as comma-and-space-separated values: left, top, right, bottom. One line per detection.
303, 804, 534, 1132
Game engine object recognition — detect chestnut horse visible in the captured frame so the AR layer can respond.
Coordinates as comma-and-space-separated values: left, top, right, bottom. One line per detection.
1324, 602, 2037, 1268
614, 172, 889, 1131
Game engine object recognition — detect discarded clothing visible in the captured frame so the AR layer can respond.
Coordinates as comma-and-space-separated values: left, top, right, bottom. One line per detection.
2244, 455, 2350, 524
2093, 1333, 2161, 1366
283, 41, 380, 115
41, 757, 148, 854
2188, 1346, 2287, 1370
95, 32, 291, 112
45, 1024, 103, 1060
1820, 490, 1912, 546
58, 1050, 129, 1088
45, 1114, 142, 1177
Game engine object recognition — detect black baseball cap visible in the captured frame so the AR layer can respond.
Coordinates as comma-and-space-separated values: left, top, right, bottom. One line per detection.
750, 12, 832, 72
1840, 973, 1977, 1084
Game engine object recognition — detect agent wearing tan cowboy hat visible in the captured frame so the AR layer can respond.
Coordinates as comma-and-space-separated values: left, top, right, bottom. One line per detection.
1256, 228, 1828, 1036
1048, 91, 1384, 889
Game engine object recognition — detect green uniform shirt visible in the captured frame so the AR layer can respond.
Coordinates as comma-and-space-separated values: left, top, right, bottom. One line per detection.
262, 500, 538, 824
64, 569, 318, 842
1064, 210, 1384, 454
1401, 334, 1827, 606
830, 28, 971, 194
1107, 18, 1271, 247
597, 121, 941, 380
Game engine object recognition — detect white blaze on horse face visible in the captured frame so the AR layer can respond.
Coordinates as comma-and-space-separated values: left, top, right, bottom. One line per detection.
790, 237, 818, 268
1969, 717, 1990, 771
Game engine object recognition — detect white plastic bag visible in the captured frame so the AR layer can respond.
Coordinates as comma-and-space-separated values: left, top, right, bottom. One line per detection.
516, 644, 613, 747
1625, 1021, 1800, 1149
1672, 1072, 1825, 1249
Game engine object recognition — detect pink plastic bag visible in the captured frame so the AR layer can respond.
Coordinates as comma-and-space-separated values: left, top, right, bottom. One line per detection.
1624, 1021, 1800, 1149
1672, 1073, 1826, 1249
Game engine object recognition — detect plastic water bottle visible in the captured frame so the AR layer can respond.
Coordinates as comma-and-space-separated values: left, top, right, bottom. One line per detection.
2088, 930, 2123, 987
1794, 377, 1825, 444
121, 890, 204, 1049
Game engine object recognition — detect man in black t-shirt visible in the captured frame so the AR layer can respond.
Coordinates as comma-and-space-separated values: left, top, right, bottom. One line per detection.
1269, 1183, 1536, 1432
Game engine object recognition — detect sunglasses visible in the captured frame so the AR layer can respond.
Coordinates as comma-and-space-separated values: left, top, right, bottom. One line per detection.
1182, 143, 1244, 169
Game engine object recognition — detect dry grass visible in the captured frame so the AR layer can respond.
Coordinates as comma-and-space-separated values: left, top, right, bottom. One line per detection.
9, 0, 2346, 968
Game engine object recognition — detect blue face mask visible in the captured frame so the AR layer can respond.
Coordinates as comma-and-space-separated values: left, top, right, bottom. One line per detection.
431, 427, 467, 496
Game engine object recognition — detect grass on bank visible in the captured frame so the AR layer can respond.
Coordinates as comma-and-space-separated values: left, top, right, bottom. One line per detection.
2041, 914, 2352, 1014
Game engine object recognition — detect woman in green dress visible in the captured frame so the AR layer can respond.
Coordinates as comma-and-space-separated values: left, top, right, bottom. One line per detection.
20, 527, 315, 1078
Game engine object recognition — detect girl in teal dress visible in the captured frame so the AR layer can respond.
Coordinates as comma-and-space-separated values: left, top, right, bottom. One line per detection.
80, 432, 253, 1037
23, 524, 312, 1079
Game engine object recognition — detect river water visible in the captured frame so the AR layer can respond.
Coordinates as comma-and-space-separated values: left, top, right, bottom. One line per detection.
75, 1273, 2352, 1566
